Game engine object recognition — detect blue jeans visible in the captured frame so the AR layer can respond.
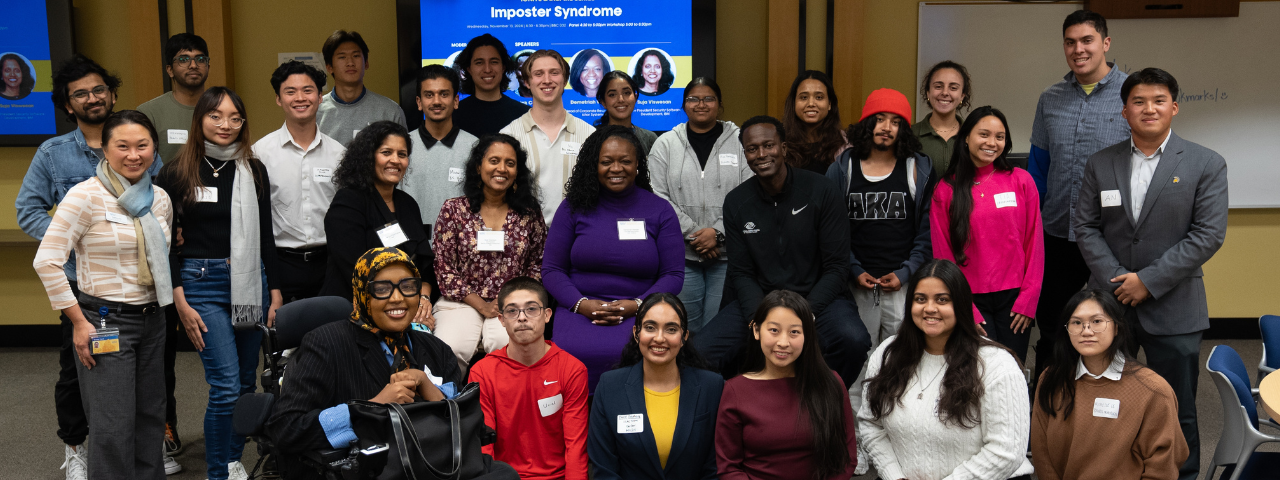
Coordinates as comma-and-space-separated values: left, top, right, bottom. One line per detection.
678, 259, 727, 333
181, 259, 267, 480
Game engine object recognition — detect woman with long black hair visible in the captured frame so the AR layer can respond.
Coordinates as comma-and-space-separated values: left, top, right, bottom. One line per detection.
588, 293, 723, 479
782, 70, 848, 173
858, 259, 1033, 480
593, 71, 658, 154
929, 106, 1043, 362
715, 290, 857, 480
1031, 290, 1188, 480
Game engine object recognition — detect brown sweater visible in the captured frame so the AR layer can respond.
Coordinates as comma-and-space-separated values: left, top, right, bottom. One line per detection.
1031, 366, 1189, 480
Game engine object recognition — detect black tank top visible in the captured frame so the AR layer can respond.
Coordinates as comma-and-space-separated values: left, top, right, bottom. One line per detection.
846, 157, 916, 277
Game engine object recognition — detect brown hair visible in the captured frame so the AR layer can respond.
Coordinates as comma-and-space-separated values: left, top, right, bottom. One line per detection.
518, 49, 570, 90
918, 60, 972, 114
166, 86, 264, 206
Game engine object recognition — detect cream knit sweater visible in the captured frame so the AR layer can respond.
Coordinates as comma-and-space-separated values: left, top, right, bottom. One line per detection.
857, 335, 1035, 480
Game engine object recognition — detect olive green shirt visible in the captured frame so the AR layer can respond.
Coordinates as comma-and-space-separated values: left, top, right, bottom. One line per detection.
137, 91, 197, 163
912, 112, 963, 177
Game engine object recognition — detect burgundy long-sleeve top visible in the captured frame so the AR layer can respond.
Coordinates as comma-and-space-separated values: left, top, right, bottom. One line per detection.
715, 375, 858, 480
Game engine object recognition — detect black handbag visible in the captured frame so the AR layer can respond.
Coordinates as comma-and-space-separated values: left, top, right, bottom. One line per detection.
347, 382, 510, 480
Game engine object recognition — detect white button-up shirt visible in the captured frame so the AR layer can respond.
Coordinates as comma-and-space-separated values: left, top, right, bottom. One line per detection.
253, 124, 345, 249
1129, 131, 1171, 222
1075, 351, 1126, 381
500, 111, 595, 225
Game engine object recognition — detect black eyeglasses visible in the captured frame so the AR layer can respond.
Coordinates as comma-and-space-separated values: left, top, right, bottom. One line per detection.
367, 278, 423, 300
501, 305, 546, 320
70, 85, 110, 102
173, 55, 211, 67
684, 96, 718, 105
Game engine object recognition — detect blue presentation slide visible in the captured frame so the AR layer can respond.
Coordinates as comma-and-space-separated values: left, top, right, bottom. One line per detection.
422, 0, 693, 131
0, 1, 55, 136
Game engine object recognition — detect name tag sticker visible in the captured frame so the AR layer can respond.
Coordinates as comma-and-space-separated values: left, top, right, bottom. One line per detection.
1093, 397, 1120, 418
376, 223, 409, 247
1101, 190, 1122, 208
617, 414, 644, 434
448, 167, 465, 183
476, 230, 505, 251
993, 191, 1017, 208
718, 153, 739, 166
313, 167, 333, 183
617, 219, 646, 240
90, 328, 120, 355
105, 212, 131, 225
167, 129, 188, 144
538, 393, 563, 417
195, 187, 218, 203
560, 141, 581, 156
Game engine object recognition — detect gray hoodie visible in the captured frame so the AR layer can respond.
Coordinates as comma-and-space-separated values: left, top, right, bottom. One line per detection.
649, 121, 753, 261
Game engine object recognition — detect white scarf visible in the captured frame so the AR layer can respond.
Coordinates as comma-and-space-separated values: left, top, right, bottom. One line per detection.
205, 141, 263, 326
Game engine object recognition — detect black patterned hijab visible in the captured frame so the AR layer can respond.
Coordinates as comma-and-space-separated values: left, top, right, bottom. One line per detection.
350, 247, 421, 372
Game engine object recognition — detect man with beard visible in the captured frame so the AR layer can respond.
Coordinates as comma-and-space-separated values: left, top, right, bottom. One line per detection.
399, 64, 478, 237
139, 33, 210, 163
822, 88, 935, 474
253, 61, 344, 304
16, 54, 164, 480
694, 116, 870, 390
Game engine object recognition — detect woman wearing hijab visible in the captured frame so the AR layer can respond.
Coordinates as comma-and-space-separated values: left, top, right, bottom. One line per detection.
267, 247, 466, 479
34, 110, 173, 479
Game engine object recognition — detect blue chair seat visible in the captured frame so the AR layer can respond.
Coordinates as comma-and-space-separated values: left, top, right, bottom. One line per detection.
1219, 451, 1280, 480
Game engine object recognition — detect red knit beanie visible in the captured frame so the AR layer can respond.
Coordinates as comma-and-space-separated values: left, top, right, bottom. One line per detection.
859, 88, 914, 124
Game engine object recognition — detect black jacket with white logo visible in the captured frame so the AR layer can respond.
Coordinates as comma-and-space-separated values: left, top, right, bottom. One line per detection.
722, 165, 850, 317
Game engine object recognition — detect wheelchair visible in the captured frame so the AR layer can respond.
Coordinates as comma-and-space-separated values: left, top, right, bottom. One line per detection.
232, 296, 389, 480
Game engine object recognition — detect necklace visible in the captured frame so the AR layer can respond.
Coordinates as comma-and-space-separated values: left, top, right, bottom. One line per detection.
915, 363, 946, 400
204, 158, 231, 178
973, 170, 995, 197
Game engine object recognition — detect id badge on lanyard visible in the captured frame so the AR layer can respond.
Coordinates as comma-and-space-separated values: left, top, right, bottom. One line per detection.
90, 306, 120, 355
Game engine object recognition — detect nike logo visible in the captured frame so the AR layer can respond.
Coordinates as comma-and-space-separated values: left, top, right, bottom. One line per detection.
792, 205, 808, 215
544, 380, 558, 385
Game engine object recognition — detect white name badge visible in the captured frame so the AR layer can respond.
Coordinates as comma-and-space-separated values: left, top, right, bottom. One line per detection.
1101, 190, 1122, 208
476, 230, 505, 251
376, 222, 409, 247
195, 187, 218, 203
617, 414, 644, 434
313, 167, 333, 183
560, 141, 581, 156
617, 219, 646, 240
448, 167, 465, 183
993, 191, 1017, 209
105, 212, 131, 225
167, 129, 188, 145
538, 393, 563, 417
718, 153, 738, 166
1093, 397, 1120, 418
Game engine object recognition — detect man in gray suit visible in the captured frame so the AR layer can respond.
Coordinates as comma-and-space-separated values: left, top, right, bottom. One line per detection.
1075, 67, 1228, 480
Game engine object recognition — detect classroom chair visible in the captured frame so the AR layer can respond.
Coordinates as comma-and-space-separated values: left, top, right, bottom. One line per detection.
1206, 345, 1280, 480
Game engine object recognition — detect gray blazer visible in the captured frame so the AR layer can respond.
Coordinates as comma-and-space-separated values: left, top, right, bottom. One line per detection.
1073, 132, 1228, 335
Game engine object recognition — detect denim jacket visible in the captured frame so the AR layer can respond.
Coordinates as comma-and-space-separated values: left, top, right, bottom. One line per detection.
16, 128, 164, 278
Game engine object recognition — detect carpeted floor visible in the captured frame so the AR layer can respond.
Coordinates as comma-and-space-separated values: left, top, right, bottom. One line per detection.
1, 337, 1275, 480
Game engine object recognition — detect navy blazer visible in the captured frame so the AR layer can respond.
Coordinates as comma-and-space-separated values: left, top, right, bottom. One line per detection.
588, 364, 724, 480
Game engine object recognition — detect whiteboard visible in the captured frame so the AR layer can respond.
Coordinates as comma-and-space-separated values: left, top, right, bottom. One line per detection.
918, 1, 1280, 208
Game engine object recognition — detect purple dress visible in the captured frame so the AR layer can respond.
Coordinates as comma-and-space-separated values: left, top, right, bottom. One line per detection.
541, 185, 685, 392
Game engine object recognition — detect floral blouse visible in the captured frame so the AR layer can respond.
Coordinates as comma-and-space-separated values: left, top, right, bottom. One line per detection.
432, 196, 548, 301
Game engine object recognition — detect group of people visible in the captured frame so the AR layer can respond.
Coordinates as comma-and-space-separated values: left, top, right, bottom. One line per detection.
23, 8, 1229, 480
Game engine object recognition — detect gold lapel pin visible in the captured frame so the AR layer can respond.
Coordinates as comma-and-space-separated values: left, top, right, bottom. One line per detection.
1173, 176, 1180, 183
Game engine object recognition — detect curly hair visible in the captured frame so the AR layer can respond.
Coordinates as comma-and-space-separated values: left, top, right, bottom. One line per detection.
334, 120, 413, 192
563, 125, 652, 213
845, 113, 923, 163
52, 54, 121, 123
462, 133, 540, 216
919, 60, 972, 114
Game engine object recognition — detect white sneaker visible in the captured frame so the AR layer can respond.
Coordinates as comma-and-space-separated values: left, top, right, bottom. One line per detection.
61, 444, 88, 480
163, 451, 182, 475
227, 460, 248, 480
853, 445, 869, 476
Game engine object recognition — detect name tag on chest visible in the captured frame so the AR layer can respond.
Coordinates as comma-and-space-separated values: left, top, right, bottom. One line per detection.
617, 219, 646, 240
538, 393, 563, 417
1093, 398, 1120, 419
377, 223, 409, 247
1101, 189, 1122, 208
719, 153, 738, 166
313, 167, 333, 183
105, 212, 131, 225
167, 129, 188, 144
617, 414, 644, 434
476, 230, 505, 251
195, 187, 218, 203
560, 141, 581, 156
993, 191, 1017, 208
448, 167, 465, 183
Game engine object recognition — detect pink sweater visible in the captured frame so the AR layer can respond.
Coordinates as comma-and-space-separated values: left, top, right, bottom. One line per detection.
931, 165, 1044, 318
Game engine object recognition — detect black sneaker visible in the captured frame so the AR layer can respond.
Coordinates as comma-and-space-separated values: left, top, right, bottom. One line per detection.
164, 423, 184, 456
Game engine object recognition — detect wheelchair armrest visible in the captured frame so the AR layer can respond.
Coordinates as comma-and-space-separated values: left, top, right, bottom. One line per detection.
303, 447, 354, 469
233, 392, 275, 437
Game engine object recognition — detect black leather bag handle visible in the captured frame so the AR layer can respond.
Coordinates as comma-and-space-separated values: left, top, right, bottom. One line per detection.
387, 400, 463, 480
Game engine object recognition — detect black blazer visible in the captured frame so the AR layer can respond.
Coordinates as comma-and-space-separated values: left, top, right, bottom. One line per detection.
588, 364, 724, 480
266, 320, 463, 479
320, 187, 433, 299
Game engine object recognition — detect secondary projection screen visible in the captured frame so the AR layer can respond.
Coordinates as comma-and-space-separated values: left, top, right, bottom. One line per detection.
420, 0, 693, 131
0, 0, 75, 146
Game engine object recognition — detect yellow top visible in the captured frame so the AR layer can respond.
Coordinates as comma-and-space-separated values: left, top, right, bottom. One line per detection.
644, 385, 681, 468
1081, 82, 1098, 95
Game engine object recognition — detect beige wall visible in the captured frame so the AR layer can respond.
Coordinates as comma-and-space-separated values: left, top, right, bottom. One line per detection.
0, 0, 1274, 325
